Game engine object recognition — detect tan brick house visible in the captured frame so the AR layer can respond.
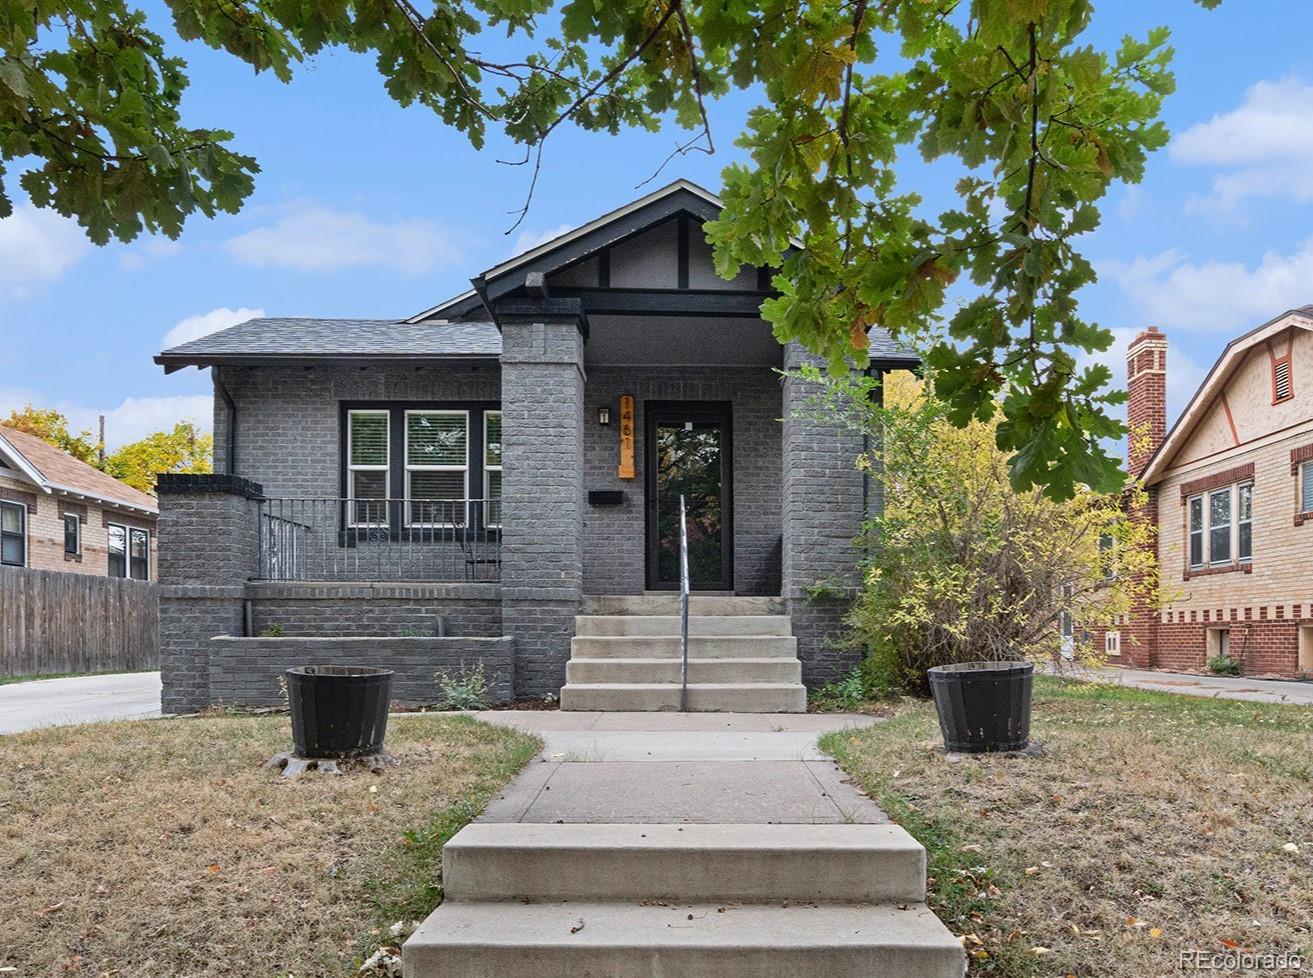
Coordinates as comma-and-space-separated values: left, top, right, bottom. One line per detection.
1110, 307, 1313, 678
0, 426, 158, 579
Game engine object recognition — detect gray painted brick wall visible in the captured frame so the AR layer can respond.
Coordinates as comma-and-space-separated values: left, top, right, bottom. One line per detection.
583, 366, 783, 596
499, 319, 586, 696
212, 364, 501, 495
248, 582, 502, 637
207, 635, 514, 707
157, 479, 263, 714
781, 343, 867, 685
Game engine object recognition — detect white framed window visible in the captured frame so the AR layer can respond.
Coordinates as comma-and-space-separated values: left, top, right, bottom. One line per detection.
347, 410, 390, 527
404, 410, 468, 526
484, 409, 502, 528
1188, 481, 1253, 569
1301, 460, 1313, 516
128, 527, 149, 580
64, 513, 80, 555
1105, 631, 1121, 656
1, 500, 25, 567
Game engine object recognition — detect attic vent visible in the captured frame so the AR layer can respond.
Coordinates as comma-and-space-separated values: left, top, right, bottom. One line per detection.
1274, 358, 1293, 402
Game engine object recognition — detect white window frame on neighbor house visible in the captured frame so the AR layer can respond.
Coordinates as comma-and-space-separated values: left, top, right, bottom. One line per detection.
1105, 630, 1121, 657
484, 409, 502, 529
1, 499, 26, 567
1301, 460, 1313, 517
108, 522, 150, 580
403, 409, 469, 528
1187, 481, 1253, 570
64, 513, 80, 556
347, 409, 390, 528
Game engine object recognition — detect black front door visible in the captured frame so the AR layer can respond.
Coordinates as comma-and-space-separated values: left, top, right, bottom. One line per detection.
645, 401, 733, 591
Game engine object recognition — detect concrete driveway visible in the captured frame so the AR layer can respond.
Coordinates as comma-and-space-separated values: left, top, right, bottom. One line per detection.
0, 671, 162, 735
1070, 665, 1313, 706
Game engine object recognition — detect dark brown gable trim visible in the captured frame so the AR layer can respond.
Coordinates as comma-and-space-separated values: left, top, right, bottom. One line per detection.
0, 486, 38, 514
1179, 463, 1255, 503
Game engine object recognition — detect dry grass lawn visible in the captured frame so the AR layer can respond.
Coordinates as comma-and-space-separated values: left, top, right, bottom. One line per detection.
0, 713, 539, 977
823, 676, 1313, 978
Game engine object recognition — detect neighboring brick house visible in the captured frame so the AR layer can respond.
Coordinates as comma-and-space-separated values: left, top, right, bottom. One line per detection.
0, 426, 158, 579
1103, 308, 1313, 678
151, 180, 918, 714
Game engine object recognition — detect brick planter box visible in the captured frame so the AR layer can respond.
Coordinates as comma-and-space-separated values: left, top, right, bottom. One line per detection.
207, 635, 514, 708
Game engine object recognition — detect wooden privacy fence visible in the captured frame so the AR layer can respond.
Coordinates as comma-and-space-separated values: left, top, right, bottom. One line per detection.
0, 566, 159, 677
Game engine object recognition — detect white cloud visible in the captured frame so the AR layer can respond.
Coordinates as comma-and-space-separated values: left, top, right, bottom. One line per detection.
120, 236, 182, 270
1171, 77, 1313, 217
0, 388, 212, 452
162, 306, 265, 350
223, 204, 458, 275
1116, 185, 1145, 223
0, 205, 89, 298
512, 224, 574, 256
1103, 240, 1313, 333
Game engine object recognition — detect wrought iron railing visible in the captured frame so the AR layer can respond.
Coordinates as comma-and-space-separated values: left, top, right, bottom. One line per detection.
678, 494, 691, 712
256, 497, 501, 582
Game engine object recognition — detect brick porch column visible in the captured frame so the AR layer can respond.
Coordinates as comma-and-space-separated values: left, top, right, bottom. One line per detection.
498, 304, 587, 698
155, 474, 263, 714
780, 342, 867, 687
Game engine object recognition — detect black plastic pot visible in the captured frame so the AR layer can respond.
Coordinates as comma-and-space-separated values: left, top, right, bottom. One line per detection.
286, 666, 393, 758
927, 661, 1033, 753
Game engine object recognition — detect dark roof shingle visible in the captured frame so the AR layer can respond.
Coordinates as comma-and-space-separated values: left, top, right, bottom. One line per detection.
159, 318, 501, 360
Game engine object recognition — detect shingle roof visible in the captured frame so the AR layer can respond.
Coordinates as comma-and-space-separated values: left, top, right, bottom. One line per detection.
867, 326, 920, 366
158, 317, 502, 360
0, 426, 158, 514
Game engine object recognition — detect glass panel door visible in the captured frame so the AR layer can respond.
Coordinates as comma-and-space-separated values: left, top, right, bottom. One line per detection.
645, 402, 732, 590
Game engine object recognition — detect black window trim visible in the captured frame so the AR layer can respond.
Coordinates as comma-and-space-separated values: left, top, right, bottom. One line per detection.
338, 401, 501, 540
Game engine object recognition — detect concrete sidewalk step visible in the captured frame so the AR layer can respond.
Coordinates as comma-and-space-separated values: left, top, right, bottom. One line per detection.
566, 657, 802, 685
575, 614, 792, 637
570, 635, 798, 660
560, 682, 807, 713
404, 900, 965, 978
582, 595, 786, 617
442, 823, 925, 904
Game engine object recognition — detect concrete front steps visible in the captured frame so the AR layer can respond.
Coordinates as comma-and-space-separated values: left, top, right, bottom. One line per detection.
404, 823, 965, 978
560, 595, 807, 712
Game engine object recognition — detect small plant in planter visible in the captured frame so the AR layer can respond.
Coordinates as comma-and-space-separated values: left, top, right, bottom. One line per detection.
435, 662, 490, 711
793, 367, 1163, 751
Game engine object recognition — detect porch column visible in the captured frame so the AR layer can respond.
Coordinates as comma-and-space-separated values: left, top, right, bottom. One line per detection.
498, 304, 587, 698
781, 342, 866, 687
155, 473, 264, 714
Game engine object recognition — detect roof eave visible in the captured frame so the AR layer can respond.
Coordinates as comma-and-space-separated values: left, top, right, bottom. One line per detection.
155, 352, 502, 374
0, 430, 51, 489
48, 483, 157, 517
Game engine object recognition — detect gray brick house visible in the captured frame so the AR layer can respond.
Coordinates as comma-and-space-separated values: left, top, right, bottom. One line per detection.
154, 181, 917, 713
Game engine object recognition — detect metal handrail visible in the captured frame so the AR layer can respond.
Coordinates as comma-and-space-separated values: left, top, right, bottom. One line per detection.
679, 494, 690, 712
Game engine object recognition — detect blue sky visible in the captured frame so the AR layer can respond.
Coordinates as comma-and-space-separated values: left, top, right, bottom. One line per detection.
3, 0, 1312, 449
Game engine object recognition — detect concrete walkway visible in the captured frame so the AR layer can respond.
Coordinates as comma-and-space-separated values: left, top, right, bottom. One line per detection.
0, 671, 162, 735
402, 709, 965, 977
1067, 665, 1313, 706
471, 710, 886, 824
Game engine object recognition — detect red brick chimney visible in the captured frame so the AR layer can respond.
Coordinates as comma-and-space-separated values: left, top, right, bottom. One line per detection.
1126, 326, 1167, 475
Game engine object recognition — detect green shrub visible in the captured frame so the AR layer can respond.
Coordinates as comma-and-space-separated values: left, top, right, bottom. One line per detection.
434, 662, 490, 711
1207, 653, 1240, 676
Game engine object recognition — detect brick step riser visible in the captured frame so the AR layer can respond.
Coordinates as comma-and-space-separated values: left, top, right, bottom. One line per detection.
575, 615, 792, 637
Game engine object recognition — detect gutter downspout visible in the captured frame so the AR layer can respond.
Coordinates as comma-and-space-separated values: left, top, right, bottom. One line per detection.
213, 367, 237, 476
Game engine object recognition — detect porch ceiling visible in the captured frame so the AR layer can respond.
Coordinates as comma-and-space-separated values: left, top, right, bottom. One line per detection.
584, 315, 783, 367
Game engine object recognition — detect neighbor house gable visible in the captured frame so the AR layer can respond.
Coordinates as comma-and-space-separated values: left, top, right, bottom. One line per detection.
1142, 307, 1313, 483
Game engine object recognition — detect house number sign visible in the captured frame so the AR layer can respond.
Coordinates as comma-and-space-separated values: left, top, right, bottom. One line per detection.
617, 395, 636, 479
